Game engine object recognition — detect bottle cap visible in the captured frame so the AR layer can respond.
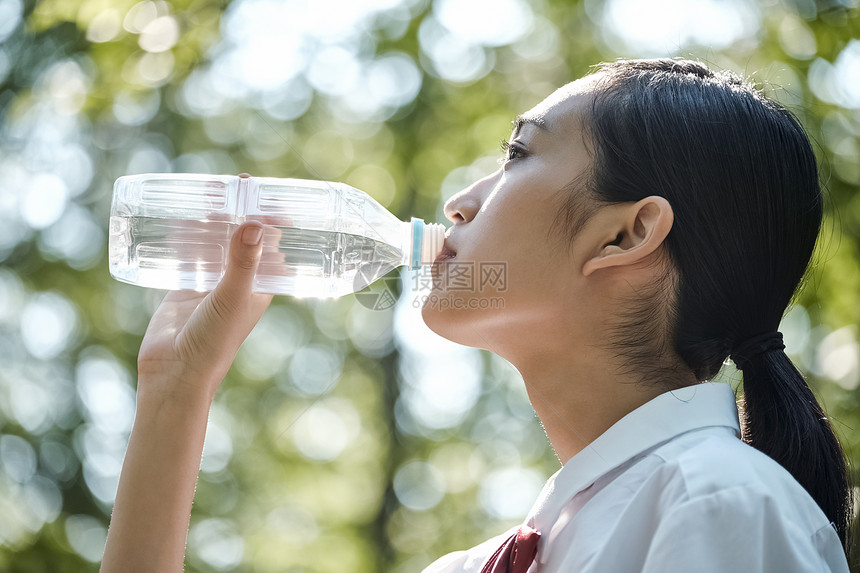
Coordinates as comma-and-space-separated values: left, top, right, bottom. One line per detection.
410, 219, 445, 268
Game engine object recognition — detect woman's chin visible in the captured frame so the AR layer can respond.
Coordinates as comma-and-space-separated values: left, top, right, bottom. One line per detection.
420, 294, 448, 328
419, 293, 497, 350
421, 295, 463, 340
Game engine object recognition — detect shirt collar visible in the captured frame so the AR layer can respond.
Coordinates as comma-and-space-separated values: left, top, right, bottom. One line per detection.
526, 381, 741, 530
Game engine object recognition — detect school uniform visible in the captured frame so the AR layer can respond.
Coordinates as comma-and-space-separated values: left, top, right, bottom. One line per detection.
423, 382, 849, 572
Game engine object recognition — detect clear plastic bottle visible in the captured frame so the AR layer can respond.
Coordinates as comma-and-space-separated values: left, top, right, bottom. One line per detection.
108, 173, 446, 297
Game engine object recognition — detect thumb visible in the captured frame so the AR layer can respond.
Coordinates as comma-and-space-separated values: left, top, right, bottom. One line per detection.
210, 222, 265, 313
171, 222, 272, 382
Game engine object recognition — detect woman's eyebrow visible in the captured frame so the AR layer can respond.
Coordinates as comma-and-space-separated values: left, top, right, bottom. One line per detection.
511, 115, 548, 138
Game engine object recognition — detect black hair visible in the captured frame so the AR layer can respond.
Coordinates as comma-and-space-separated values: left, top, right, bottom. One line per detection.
562, 58, 852, 554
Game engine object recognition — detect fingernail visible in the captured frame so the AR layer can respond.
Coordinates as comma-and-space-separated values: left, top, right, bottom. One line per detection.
242, 226, 263, 246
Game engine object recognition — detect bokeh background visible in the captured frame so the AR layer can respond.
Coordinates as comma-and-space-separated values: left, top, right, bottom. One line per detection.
1, 0, 859, 571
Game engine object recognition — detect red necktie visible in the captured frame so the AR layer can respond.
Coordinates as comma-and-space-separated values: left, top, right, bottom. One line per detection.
480, 525, 540, 573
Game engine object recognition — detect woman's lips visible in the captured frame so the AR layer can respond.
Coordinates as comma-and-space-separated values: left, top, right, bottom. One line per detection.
435, 240, 457, 263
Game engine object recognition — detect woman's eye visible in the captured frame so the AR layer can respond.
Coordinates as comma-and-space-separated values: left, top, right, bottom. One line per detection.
499, 140, 526, 164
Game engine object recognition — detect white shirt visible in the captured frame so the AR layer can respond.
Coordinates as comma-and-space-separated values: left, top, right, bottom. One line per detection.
423, 382, 849, 572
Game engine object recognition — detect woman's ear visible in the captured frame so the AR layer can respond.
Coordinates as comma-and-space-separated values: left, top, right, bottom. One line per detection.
582, 196, 674, 277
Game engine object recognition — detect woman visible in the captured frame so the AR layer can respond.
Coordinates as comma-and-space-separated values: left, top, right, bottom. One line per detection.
100, 59, 852, 572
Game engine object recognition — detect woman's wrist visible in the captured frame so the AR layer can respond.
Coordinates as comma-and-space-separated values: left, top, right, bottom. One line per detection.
136, 367, 222, 410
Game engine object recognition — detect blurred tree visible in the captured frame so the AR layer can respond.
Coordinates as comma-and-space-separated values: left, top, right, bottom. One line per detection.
0, 0, 859, 571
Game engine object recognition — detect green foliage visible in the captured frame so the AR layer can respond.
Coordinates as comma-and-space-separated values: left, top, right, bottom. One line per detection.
1, 0, 859, 571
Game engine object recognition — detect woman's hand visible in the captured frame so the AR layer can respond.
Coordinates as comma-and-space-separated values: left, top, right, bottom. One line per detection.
137, 221, 274, 401
101, 221, 275, 573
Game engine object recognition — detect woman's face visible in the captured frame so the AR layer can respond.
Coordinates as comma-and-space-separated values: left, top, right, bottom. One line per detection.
422, 79, 598, 354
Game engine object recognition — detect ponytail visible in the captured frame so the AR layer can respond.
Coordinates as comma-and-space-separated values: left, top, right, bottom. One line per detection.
735, 338, 852, 552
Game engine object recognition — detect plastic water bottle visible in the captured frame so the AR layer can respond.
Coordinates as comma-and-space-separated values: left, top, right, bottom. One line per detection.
108, 173, 446, 297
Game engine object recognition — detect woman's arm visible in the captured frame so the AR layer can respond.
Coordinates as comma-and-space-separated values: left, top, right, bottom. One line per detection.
100, 222, 273, 573
100, 381, 213, 572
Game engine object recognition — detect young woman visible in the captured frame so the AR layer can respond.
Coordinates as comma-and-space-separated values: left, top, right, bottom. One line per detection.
100, 59, 853, 572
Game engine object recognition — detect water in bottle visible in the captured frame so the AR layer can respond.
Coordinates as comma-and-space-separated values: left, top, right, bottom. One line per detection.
108, 173, 446, 297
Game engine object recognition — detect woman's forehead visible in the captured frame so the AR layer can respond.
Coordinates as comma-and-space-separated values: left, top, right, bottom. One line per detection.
520, 77, 597, 132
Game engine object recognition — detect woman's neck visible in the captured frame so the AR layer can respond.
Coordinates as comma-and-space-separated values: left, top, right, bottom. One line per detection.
516, 352, 697, 464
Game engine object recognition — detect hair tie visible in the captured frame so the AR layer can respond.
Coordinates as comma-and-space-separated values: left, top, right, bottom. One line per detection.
730, 331, 785, 371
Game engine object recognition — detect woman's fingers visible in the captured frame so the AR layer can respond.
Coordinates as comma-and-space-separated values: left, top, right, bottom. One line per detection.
136, 221, 274, 399
166, 222, 272, 377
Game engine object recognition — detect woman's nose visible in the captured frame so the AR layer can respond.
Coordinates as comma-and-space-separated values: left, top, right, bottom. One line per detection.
443, 182, 483, 224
